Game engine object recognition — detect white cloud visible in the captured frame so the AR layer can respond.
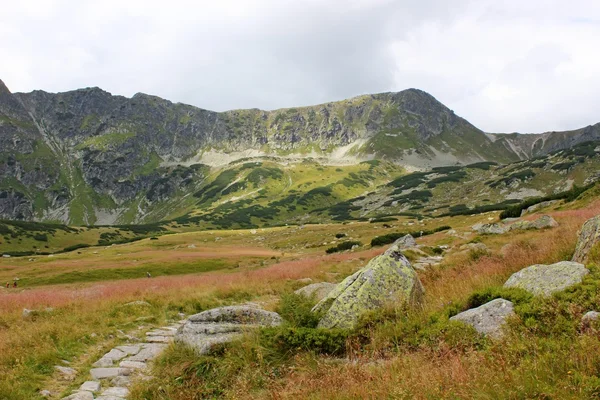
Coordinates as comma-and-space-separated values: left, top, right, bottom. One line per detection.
1, 0, 599, 132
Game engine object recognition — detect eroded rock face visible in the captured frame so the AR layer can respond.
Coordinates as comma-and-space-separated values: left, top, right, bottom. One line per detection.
572, 215, 600, 264
449, 298, 515, 338
509, 215, 558, 231
312, 238, 424, 329
175, 306, 282, 354
504, 261, 588, 296
294, 282, 337, 301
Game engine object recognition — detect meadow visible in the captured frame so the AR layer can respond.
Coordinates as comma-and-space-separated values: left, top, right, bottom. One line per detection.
1, 194, 599, 399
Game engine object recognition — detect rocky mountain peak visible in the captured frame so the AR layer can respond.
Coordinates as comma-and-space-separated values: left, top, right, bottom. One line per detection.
0, 79, 11, 95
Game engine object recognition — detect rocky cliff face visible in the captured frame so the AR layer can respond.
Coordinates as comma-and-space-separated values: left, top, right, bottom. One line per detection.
0, 78, 596, 224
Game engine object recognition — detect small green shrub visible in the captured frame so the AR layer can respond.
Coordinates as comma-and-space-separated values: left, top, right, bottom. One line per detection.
260, 327, 348, 356
276, 293, 321, 328
335, 233, 347, 238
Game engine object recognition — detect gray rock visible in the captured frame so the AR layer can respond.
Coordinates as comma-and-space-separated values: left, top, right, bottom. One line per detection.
393, 234, 417, 249
79, 381, 101, 392
95, 396, 126, 400
450, 298, 515, 338
146, 329, 176, 337
100, 387, 129, 397
102, 348, 127, 361
504, 261, 589, 296
54, 366, 77, 380
176, 306, 282, 354
92, 357, 114, 367
61, 392, 94, 400
509, 215, 559, 231
520, 200, 559, 216
582, 311, 600, 331
40, 390, 52, 397
472, 223, 508, 235
572, 215, 600, 264
124, 343, 167, 362
146, 335, 171, 343
294, 282, 337, 301
115, 345, 141, 355
90, 367, 131, 380
312, 240, 424, 329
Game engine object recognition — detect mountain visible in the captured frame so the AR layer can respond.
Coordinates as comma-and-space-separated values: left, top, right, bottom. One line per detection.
1, 78, 599, 225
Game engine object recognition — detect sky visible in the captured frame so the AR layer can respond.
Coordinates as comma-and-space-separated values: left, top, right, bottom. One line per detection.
2, 0, 600, 133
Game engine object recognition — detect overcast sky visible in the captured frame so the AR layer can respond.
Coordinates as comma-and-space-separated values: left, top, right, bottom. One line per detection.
2, 0, 600, 133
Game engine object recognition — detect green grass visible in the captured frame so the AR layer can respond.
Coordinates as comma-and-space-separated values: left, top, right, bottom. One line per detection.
23, 259, 228, 287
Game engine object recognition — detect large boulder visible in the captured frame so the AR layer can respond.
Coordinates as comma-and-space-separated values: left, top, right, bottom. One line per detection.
175, 306, 282, 354
509, 215, 558, 231
312, 238, 424, 329
504, 261, 588, 296
449, 298, 515, 338
472, 223, 508, 235
572, 215, 600, 264
294, 282, 337, 301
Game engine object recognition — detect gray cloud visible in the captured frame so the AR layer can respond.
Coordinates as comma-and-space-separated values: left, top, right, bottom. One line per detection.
1, 0, 599, 132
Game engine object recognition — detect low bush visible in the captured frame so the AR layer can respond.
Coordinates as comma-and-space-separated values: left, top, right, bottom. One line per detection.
277, 293, 322, 328
326, 241, 362, 254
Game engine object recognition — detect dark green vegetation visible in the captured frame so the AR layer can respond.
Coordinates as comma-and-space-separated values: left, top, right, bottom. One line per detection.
370, 226, 451, 247
325, 240, 362, 254
499, 184, 594, 219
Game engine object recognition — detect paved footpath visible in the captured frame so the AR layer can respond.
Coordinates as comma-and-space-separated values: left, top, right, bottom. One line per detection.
61, 320, 185, 400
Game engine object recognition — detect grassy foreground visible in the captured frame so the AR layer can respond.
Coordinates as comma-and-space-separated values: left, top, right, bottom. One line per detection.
1, 198, 600, 399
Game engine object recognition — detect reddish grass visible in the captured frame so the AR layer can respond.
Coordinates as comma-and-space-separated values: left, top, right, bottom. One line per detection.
0, 248, 384, 312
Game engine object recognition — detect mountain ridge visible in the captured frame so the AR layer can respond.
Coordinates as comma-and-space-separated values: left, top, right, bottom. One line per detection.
1, 78, 599, 225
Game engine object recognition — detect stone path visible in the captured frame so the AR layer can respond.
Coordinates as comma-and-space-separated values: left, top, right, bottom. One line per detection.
60, 321, 185, 400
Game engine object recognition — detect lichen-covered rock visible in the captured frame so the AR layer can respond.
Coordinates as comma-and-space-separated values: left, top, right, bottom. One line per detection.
472, 223, 508, 235
175, 306, 282, 354
294, 282, 337, 301
572, 215, 600, 264
312, 239, 424, 329
509, 215, 558, 231
449, 298, 515, 338
504, 261, 588, 296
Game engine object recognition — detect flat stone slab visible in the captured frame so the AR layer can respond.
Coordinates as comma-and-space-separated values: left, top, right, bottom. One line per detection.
146, 335, 171, 343
61, 392, 94, 400
103, 348, 127, 361
125, 343, 167, 362
119, 360, 147, 369
504, 261, 589, 296
96, 396, 126, 400
147, 329, 175, 337
90, 367, 131, 380
92, 357, 114, 367
450, 298, 515, 338
79, 381, 101, 392
115, 345, 141, 355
